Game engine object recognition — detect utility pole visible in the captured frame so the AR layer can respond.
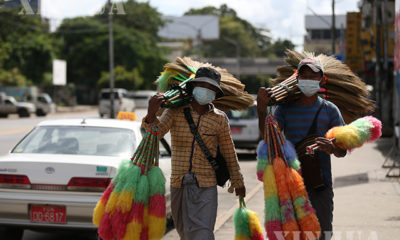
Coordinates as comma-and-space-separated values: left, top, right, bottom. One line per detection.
375, 0, 382, 119
108, 0, 115, 118
223, 37, 241, 79
331, 0, 336, 55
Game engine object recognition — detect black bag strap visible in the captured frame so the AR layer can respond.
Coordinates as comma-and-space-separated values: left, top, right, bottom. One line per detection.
307, 100, 325, 135
183, 108, 220, 170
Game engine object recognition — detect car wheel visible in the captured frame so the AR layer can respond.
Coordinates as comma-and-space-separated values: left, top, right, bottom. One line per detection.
0, 113, 8, 118
36, 109, 46, 116
17, 108, 30, 118
100, 113, 104, 118
4, 227, 24, 240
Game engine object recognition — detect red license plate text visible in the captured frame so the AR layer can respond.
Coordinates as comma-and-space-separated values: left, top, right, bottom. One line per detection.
30, 205, 66, 224
230, 127, 242, 134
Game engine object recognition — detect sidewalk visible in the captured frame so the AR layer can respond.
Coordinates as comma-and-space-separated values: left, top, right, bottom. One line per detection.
165, 138, 400, 240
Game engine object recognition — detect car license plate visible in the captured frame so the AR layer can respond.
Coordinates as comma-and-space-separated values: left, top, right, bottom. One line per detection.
230, 126, 242, 134
30, 205, 66, 224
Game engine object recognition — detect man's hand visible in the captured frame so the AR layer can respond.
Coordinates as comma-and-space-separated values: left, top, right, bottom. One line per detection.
235, 186, 246, 198
315, 137, 347, 157
145, 93, 165, 123
315, 137, 334, 154
257, 87, 273, 113
257, 87, 273, 136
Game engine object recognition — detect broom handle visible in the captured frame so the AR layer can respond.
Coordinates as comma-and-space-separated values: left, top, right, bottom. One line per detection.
239, 196, 246, 208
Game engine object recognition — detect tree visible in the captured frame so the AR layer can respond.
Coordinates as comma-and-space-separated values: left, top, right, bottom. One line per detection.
0, 68, 30, 87
271, 39, 295, 57
55, 1, 167, 103
184, 4, 272, 57
0, 8, 56, 85
97, 66, 143, 90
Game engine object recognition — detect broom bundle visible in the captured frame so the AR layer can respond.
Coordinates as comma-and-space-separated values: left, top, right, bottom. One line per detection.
306, 116, 382, 154
233, 197, 264, 240
93, 126, 166, 240
156, 57, 254, 112
257, 115, 320, 240
270, 50, 375, 123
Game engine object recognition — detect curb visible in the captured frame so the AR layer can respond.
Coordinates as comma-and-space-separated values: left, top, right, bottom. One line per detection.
214, 182, 263, 232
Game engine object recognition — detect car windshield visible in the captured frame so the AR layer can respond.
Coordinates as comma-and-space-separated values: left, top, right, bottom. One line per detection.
12, 126, 136, 157
228, 105, 257, 119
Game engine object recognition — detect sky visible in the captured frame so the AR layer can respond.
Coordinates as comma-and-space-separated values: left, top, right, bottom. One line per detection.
41, 0, 360, 49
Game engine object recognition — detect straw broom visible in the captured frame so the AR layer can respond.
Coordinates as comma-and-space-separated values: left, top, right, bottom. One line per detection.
156, 57, 254, 112
270, 50, 375, 124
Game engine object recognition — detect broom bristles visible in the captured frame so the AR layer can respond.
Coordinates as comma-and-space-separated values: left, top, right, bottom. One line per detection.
157, 57, 254, 112
270, 49, 375, 123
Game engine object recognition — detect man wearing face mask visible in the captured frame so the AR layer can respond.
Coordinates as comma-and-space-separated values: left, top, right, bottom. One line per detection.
142, 66, 246, 240
257, 58, 347, 240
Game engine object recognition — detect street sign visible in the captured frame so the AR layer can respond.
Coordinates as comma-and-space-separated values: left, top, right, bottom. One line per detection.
52, 59, 67, 86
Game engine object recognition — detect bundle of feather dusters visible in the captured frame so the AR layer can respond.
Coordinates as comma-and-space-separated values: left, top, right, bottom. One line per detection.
156, 57, 254, 112
271, 50, 375, 124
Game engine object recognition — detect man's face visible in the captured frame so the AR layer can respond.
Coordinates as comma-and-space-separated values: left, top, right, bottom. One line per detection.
297, 66, 322, 82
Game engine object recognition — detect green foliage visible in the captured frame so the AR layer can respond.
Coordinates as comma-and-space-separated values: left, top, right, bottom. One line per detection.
241, 75, 271, 94
0, 68, 30, 87
271, 39, 296, 57
184, 4, 295, 58
98, 66, 143, 90
0, 8, 55, 85
102, 0, 164, 40
184, 4, 271, 57
56, 1, 167, 102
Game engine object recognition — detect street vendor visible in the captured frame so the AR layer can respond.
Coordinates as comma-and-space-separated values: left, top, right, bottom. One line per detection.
142, 66, 246, 240
257, 58, 347, 240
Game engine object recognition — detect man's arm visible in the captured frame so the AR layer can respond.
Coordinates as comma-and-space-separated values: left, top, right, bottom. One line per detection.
217, 115, 246, 198
142, 93, 173, 137
257, 87, 273, 136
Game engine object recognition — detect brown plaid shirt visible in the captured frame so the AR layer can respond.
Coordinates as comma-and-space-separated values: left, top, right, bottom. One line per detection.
142, 104, 244, 192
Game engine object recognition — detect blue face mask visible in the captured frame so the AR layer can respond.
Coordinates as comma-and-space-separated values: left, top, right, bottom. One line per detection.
192, 87, 216, 105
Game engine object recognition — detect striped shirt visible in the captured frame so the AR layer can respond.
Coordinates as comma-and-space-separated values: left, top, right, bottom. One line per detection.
142, 104, 244, 192
274, 97, 345, 187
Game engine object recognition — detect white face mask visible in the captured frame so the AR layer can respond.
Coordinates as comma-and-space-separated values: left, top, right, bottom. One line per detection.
192, 87, 216, 105
298, 79, 320, 97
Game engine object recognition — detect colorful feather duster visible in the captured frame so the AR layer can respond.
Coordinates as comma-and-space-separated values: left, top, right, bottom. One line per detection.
93, 126, 166, 240
234, 197, 264, 240
156, 57, 254, 112
257, 115, 321, 240
271, 50, 375, 124
306, 116, 382, 154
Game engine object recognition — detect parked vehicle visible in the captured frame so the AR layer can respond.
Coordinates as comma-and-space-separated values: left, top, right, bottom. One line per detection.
25, 93, 56, 116
0, 93, 36, 118
227, 103, 274, 150
128, 90, 157, 108
99, 88, 136, 118
0, 118, 171, 239
0, 87, 54, 117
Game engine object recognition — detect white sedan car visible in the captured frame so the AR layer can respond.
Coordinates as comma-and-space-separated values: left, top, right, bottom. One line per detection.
0, 119, 171, 239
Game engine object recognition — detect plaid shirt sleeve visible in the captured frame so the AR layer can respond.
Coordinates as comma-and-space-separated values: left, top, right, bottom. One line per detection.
217, 113, 244, 192
142, 108, 174, 138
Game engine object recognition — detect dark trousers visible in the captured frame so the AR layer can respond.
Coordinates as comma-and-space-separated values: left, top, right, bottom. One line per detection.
307, 187, 334, 240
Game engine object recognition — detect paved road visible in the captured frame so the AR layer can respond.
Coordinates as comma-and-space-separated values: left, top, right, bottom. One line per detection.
0, 108, 259, 240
